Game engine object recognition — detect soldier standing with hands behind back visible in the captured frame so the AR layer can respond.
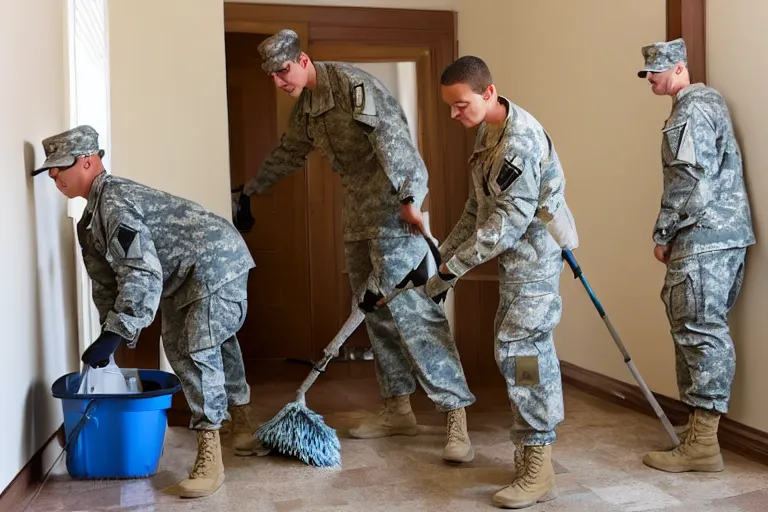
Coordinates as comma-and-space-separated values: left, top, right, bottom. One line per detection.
32, 125, 256, 499
637, 38, 755, 473
233, 29, 477, 463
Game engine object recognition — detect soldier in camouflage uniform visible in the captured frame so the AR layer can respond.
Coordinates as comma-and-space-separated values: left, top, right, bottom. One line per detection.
637, 39, 755, 473
32, 125, 256, 498
428, 56, 578, 509
233, 29, 476, 463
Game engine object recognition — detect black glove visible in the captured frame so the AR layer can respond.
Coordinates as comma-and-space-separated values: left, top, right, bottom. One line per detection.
358, 289, 384, 313
234, 190, 255, 233
81, 331, 123, 368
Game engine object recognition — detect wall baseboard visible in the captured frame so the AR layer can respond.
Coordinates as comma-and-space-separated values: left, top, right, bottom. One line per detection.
560, 361, 768, 466
0, 426, 64, 512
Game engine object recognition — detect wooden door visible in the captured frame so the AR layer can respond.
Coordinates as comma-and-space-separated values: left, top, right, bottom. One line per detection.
225, 32, 312, 362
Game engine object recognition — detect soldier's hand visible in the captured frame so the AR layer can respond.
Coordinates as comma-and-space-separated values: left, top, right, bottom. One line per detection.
81, 331, 123, 368
399, 202, 424, 235
234, 190, 255, 233
654, 244, 670, 264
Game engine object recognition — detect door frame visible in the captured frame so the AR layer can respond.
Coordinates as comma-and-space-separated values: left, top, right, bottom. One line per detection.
223, 3, 464, 243
223, 3, 467, 365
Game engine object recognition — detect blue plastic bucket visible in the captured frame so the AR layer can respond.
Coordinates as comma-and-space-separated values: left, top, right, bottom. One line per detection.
51, 369, 182, 479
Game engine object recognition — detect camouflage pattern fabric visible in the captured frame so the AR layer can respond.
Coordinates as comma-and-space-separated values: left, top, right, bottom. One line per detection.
75, 171, 254, 431
243, 61, 428, 242
345, 234, 475, 411
76, 171, 255, 345
654, 83, 755, 260
162, 272, 251, 430
437, 96, 570, 445
496, 276, 564, 446
637, 37, 688, 78
662, 248, 746, 414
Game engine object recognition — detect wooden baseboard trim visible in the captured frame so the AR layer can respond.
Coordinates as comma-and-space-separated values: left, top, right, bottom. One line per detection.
0, 426, 64, 512
560, 361, 768, 466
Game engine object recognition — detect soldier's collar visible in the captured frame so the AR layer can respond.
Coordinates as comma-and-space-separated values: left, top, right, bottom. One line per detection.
304, 62, 335, 117
674, 82, 704, 104
84, 171, 108, 227
473, 96, 512, 154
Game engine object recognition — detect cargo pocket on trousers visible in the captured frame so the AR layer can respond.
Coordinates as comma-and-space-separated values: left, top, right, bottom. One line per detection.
664, 274, 697, 326
211, 276, 249, 342
496, 292, 562, 388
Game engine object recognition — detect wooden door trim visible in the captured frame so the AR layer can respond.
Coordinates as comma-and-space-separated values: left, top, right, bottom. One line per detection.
666, 0, 706, 83
223, 3, 461, 242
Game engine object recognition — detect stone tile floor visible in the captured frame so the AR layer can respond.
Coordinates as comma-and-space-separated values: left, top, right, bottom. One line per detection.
26, 378, 768, 511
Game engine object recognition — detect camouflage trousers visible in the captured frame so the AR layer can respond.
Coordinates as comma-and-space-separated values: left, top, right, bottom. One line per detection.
495, 275, 564, 446
662, 247, 746, 414
161, 272, 251, 430
345, 235, 475, 412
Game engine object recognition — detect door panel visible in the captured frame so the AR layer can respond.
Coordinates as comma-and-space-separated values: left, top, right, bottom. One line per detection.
225, 32, 312, 362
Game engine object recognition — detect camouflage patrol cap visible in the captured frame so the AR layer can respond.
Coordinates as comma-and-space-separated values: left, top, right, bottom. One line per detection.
637, 38, 687, 78
31, 124, 105, 176
257, 29, 303, 75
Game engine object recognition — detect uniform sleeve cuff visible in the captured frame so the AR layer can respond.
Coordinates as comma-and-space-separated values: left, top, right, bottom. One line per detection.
445, 255, 472, 278
104, 312, 138, 345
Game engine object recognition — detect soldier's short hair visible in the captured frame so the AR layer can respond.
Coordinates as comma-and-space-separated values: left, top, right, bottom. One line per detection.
440, 56, 493, 94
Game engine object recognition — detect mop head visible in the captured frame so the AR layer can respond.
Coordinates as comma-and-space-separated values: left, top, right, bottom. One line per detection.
255, 401, 341, 468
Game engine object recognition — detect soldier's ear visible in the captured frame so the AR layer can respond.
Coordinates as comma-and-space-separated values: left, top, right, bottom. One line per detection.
483, 84, 495, 101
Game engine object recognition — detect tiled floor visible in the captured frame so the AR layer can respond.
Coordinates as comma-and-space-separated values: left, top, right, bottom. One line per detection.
26, 377, 768, 511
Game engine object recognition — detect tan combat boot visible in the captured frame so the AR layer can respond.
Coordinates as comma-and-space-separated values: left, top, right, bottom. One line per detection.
349, 394, 418, 439
492, 444, 557, 509
442, 407, 474, 463
166, 430, 225, 499
643, 408, 723, 473
229, 404, 254, 451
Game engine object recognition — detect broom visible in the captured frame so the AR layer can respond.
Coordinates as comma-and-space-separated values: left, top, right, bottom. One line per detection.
253, 232, 442, 467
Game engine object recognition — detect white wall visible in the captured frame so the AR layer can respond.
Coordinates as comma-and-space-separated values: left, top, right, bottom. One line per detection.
458, 0, 679, 397
108, 0, 232, 219
0, 0, 79, 492
708, 0, 768, 431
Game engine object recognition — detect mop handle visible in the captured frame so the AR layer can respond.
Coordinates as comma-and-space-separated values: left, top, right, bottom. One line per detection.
561, 249, 680, 447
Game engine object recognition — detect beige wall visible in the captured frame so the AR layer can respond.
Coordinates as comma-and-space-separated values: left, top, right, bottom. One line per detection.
0, 0, 79, 491
227, 0, 458, 9
104, 0, 768, 434
708, 1, 768, 431
108, 0, 233, 219
458, 0, 680, 397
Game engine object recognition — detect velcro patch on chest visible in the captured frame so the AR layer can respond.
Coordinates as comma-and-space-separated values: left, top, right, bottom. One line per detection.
352, 83, 376, 116
116, 224, 143, 260
663, 120, 697, 166
497, 157, 523, 192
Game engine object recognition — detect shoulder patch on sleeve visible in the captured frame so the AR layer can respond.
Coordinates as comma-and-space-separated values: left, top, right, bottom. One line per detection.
497, 157, 524, 192
663, 120, 697, 166
353, 83, 377, 116
116, 224, 143, 259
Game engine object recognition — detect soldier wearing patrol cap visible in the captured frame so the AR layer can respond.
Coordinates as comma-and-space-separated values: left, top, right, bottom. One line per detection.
33, 125, 257, 498
638, 38, 755, 472
232, 29, 477, 463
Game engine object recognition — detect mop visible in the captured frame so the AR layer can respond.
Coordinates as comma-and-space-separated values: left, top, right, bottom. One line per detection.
253, 232, 443, 467
562, 249, 681, 447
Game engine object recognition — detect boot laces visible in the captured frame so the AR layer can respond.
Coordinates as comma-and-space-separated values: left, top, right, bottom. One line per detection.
447, 411, 466, 443
513, 445, 525, 475
190, 431, 217, 478
512, 446, 545, 490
